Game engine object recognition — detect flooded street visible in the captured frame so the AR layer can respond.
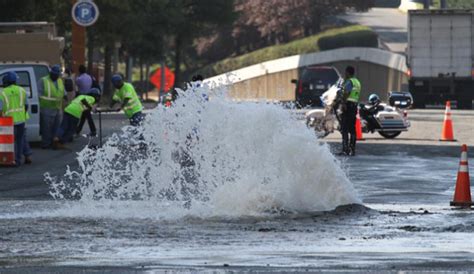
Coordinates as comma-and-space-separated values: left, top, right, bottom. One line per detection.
1, 92, 473, 272
1, 149, 473, 272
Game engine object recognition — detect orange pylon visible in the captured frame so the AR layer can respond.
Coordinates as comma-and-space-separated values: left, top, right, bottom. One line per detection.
450, 144, 473, 208
0, 117, 15, 166
355, 110, 365, 141
440, 101, 456, 142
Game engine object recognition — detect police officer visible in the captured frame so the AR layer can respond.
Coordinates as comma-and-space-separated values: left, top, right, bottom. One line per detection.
340, 66, 361, 156
0, 72, 28, 166
38, 65, 65, 149
110, 74, 144, 126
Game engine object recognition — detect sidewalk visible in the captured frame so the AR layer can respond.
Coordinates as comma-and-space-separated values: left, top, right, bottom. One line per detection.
0, 113, 126, 200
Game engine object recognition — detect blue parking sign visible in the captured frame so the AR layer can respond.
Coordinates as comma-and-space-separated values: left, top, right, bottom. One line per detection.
72, 0, 100, 27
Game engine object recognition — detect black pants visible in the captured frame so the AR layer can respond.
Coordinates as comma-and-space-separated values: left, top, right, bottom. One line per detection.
76, 110, 96, 135
341, 101, 358, 153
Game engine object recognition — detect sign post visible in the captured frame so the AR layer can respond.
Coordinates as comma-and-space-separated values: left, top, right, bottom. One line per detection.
71, 0, 99, 74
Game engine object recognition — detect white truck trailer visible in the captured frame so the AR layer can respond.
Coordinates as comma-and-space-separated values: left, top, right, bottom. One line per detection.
407, 10, 473, 109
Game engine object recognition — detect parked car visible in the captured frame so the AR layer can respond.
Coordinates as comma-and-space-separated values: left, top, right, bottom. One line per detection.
291, 66, 341, 108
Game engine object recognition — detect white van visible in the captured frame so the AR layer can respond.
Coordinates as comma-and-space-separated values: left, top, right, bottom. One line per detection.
0, 64, 50, 142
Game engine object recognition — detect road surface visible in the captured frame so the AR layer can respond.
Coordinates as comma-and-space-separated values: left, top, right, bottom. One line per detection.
339, 8, 408, 53
0, 106, 473, 272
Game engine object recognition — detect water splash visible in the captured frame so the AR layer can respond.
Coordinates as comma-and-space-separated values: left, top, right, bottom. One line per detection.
47, 82, 360, 218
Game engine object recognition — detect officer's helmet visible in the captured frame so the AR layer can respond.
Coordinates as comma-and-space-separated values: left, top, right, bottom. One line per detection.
368, 94, 380, 105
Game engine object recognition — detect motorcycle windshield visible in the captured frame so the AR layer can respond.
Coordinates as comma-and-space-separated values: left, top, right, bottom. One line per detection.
320, 85, 339, 107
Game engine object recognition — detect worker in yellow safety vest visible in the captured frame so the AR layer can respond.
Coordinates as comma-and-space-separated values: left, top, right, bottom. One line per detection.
110, 74, 144, 126
54, 88, 101, 149
0, 72, 28, 166
38, 65, 65, 149
339, 66, 361, 156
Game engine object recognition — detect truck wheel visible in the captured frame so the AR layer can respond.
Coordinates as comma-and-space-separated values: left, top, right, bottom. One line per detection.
378, 131, 401, 139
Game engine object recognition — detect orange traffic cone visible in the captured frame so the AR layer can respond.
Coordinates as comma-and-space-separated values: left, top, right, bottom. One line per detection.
440, 101, 456, 142
0, 117, 15, 166
355, 110, 365, 141
450, 144, 473, 208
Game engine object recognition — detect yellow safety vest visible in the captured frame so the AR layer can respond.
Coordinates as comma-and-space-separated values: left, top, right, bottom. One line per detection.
40, 76, 64, 110
347, 77, 361, 103
65, 95, 95, 119
112, 82, 143, 118
1, 85, 27, 124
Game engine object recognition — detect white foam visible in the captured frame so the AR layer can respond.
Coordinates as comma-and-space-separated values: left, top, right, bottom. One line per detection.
46, 82, 360, 219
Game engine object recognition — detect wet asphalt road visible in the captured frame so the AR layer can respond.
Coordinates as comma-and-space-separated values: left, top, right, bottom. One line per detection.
0, 108, 473, 272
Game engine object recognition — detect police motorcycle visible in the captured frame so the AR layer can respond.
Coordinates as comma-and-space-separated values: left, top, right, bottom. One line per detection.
305, 80, 412, 139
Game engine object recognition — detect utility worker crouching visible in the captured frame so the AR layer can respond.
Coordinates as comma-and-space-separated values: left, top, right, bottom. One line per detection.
339, 66, 361, 156
53, 88, 101, 149
39, 65, 65, 149
110, 74, 144, 126
0, 72, 28, 166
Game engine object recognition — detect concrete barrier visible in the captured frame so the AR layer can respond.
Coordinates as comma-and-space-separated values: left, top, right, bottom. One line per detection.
207, 47, 408, 102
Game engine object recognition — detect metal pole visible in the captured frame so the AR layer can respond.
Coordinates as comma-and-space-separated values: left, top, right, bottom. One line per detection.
160, 61, 165, 93
99, 111, 102, 147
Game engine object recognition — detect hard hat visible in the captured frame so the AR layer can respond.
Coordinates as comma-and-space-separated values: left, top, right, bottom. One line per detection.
87, 88, 101, 96
4, 71, 18, 83
50, 65, 62, 75
368, 93, 380, 104
111, 74, 123, 84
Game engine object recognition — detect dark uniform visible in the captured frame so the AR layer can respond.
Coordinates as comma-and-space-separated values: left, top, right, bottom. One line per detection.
341, 77, 361, 156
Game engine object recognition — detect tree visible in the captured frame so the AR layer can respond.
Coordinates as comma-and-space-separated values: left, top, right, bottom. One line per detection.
165, 0, 235, 93
88, 0, 132, 100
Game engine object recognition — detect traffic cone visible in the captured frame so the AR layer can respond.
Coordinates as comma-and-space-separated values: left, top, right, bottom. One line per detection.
355, 110, 365, 141
450, 144, 473, 208
0, 117, 15, 166
440, 101, 456, 142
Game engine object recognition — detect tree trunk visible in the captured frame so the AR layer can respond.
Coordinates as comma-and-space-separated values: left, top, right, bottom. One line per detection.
313, 13, 322, 33
139, 58, 144, 99
173, 34, 182, 100
87, 30, 94, 76
103, 42, 113, 103
145, 62, 150, 101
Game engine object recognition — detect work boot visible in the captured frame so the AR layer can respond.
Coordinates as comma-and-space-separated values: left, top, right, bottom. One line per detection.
53, 138, 66, 150
24, 156, 32, 165
348, 145, 356, 156
54, 142, 66, 150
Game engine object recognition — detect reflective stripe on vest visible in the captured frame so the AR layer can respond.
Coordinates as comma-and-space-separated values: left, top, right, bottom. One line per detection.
114, 83, 143, 118
347, 77, 361, 103
1, 85, 26, 124
65, 95, 95, 119
40, 77, 64, 109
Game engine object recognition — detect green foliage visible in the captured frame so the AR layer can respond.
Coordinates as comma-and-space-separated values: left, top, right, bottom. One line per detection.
318, 30, 378, 51
198, 25, 377, 77
446, 0, 474, 8
431, 0, 474, 8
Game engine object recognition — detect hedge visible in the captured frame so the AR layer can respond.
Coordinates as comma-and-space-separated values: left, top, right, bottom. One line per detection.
198, 25, 378, 77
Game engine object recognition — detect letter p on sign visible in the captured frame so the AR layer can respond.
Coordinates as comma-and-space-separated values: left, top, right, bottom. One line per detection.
81, 8, 90, 18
